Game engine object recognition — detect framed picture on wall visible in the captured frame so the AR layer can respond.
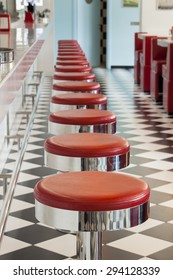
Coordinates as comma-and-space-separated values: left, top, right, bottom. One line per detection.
157, 0, 173, 9
122, 0, 138, 7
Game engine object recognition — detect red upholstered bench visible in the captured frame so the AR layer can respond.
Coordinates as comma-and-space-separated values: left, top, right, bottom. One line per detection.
34, 171, 150, 260
44, 133, 130, 172
48, 109, 116, 135
50, 92, 107, 111
53, 72, 95, 83
52, 81, 100, 95
56, 60, 90, 67
54, 65, 92, 73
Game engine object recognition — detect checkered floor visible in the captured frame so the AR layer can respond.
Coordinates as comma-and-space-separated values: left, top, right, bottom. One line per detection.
0, 68, 173, 260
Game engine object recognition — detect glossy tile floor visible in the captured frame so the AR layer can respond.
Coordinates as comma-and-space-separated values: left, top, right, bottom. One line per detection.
0, 68, 173, 260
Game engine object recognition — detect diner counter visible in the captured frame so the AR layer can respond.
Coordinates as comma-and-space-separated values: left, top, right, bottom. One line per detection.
0, 19, 51, 122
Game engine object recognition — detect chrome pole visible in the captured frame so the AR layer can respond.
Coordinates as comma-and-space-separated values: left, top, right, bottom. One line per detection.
76, 231, 102, 260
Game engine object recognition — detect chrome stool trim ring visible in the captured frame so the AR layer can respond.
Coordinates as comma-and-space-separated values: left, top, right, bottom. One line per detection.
52, 90, 100, 96
44, 151, 130, 172
48, 121, 116, 135
35, 200, 150, 232
53, 79, 95, 83
50, 103, 107, 112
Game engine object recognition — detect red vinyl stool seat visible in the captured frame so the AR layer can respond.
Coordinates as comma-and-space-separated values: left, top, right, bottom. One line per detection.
56, 60, 90, 67
52, 81, 100, 95
48, 109, 116, 135
44, 133, 130, 172
54, 65, 92, 73
58, 52, 85, 56
34, 171, 150, 260
58, 40, 79, 45
57, 55, 87, 61
58, 45, 81, 50
53, 72, 95, 83
50, 92, 107, 111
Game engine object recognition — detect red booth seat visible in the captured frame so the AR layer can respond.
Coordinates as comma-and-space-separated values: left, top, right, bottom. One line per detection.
162, 42, 173, 114
140, 35, 157, 92
134, 32, 147, 84
150, 37, 167, 102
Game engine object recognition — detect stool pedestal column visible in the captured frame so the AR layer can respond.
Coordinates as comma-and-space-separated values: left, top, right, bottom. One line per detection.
77, 231, 102, 260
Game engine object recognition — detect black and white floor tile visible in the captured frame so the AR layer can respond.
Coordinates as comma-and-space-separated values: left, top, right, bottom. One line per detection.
0, 68, 173, 260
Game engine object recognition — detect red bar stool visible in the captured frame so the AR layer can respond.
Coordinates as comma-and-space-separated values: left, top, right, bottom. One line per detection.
58, 51, 85, 56
58, 40, 79, 45
54, 65, 92, 73
53, 72, 95, 83
57, 55, 87, 61
58, 49, 84, 54
140, 35, 157, 92
50, 92, 107, 112
56, 60, 90, 67
44, 133, 130, 172
34, 171, 150, 260
58, 45, 81, 49
48, 109, 116, 135
150, 37, 167, 102
52, 81, 100, 95
162, 42, 173, 114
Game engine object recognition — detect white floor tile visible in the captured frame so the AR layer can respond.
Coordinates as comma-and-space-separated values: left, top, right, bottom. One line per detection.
141, 160, 173, 171
4, 216, 34, 232
0, 236, 30, 256
36, 234, 76, 257
107, 234, 172, 256
135, 152, 173, 160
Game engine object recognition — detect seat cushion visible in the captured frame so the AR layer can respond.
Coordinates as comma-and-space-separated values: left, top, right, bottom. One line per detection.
54, 65, 92, 72
51, 92, 106, 105
48, 109, 116, 125
44, 133, 130, 157
53, 72, 95, 81
34, 171, 150, 211
53, 81, 100, 91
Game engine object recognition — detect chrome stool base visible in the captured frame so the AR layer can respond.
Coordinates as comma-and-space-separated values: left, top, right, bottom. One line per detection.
44, 151, 130, 172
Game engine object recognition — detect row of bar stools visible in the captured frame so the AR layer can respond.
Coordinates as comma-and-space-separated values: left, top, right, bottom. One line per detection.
34, 39, 150, 260
48, 109, 116, 135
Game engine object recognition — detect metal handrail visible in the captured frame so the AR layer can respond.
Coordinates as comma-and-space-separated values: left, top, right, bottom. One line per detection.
0, 74, 44, 245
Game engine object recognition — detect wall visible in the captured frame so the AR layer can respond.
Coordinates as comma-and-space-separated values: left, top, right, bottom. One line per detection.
140, 0, 173, 36
36, 0, 54, 74
53, 0, 100, 67
107, 0, 139, 68
76, 0, 100, 66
